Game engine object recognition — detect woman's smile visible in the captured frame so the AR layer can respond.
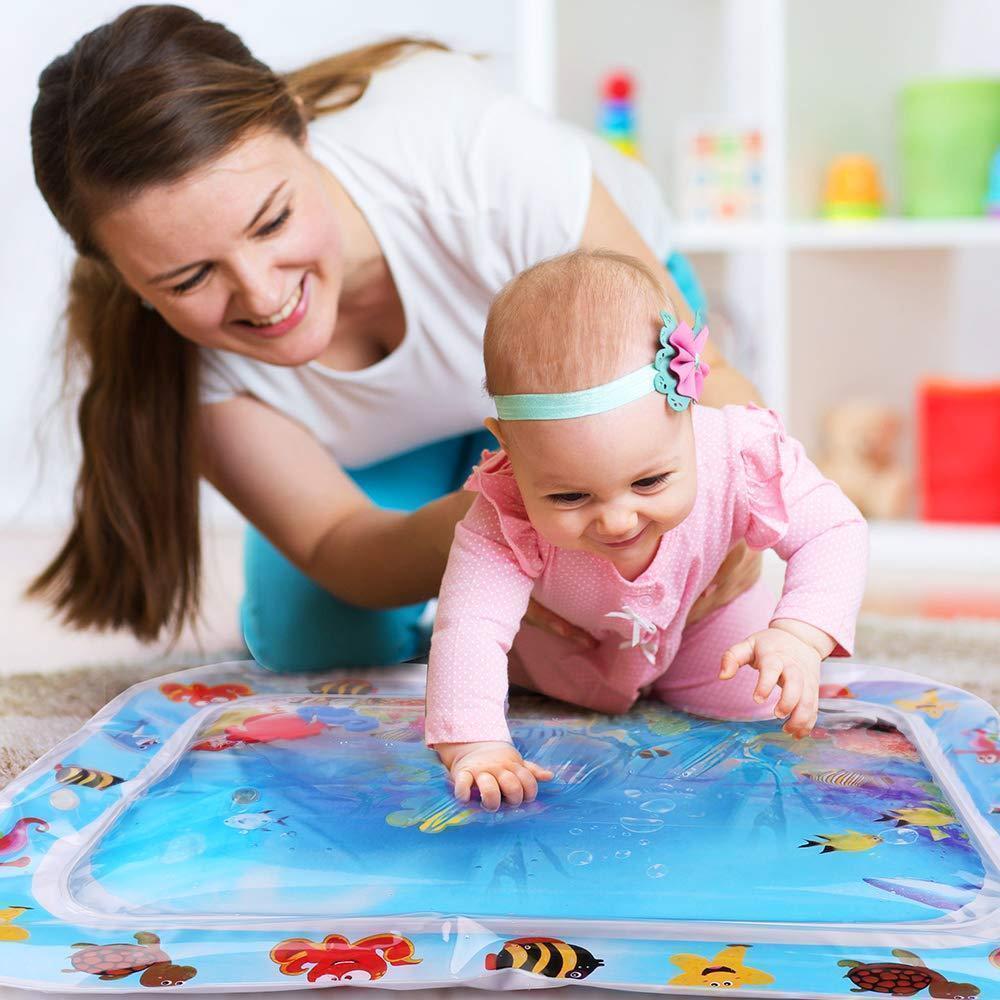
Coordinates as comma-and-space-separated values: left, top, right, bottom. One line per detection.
237, 273, 309, 338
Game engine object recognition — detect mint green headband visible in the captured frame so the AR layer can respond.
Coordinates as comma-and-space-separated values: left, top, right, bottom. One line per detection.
493, 310, 711, 421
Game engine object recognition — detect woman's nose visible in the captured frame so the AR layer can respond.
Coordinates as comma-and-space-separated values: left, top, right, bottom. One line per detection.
231, 257, 286, 319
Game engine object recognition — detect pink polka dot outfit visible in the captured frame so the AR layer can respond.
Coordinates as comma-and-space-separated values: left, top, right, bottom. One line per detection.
424, 404, 868, 746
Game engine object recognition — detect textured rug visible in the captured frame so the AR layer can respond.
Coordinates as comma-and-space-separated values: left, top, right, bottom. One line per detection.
1, 616, 997, 789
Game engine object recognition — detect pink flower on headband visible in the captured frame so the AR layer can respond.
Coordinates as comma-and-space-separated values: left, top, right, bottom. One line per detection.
668, 323, 711, 402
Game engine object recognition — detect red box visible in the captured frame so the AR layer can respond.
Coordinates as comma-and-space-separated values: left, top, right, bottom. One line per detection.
918, 379, 1000, 523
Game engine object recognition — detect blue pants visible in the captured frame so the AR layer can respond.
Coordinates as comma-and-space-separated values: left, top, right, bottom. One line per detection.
242, 428, 496, 671
242, 253, 707, 672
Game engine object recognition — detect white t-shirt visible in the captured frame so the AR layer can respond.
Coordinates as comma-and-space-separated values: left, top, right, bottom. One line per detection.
200, 50, 674, 468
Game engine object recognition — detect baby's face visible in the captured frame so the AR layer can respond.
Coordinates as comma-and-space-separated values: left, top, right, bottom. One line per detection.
502, 391, 697, 578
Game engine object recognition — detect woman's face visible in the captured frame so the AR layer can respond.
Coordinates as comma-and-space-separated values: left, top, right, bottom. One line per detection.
93, 129, 344, 366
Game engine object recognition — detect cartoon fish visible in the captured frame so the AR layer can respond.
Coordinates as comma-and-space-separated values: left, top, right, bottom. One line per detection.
159, 681, 253, 706
877, 806, 958, 841
955, 728, 1000, 765
225, 712, 324, 744
829, 727, 920, 761
308, 679, 374, 696
864, 875, 980, 912
894, 688, 958, 719
819, 685, 855, 699
386, 803, 475, 835
669, 944, 774, 989
793, 765, 895, 790
0, 906, 32, 942
224, 810, 288, 833
485, 937, 603, 980
0, 818, 49, 868
104, 720, 159, 752
799, 831, 883, 854
55, 764, 123, 790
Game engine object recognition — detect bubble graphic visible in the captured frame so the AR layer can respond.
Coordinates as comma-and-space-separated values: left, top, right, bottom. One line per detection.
569, 827, 583, 836
640, 797, 676, 814
232, 787, 260, 805
568, 851, 593, 866
620, 816, 664, 835
886, 828, 920, 846
623, 788, 641, 798
49, 788, 79, 810
646, 864, 667, 879
639, 838, 651, 846
615, 850, 631, 860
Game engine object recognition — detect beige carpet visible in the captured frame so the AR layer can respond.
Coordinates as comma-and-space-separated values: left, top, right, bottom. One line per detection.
1, 616, 998, 789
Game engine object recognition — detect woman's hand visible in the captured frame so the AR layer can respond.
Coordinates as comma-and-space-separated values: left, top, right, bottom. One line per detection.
522, 598, 599, 649
435, 740, 553, 812
685, 542, 762, 626
719, 620, 835, 739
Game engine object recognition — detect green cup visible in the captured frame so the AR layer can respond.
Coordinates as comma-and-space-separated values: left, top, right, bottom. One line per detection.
900, 78, 1000, 217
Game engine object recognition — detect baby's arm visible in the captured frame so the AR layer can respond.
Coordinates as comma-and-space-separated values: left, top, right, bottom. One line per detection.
424, 495, 553, 809
723, 408, 868, 735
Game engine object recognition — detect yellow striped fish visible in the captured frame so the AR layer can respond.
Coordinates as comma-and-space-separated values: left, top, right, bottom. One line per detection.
485, 938, 604, 980
54, 763, 123, 790
794, 765, 894, 790
308, 680, 374, 695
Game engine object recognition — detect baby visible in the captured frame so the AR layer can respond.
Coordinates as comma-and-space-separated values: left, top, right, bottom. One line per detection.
424, 250, 867, 810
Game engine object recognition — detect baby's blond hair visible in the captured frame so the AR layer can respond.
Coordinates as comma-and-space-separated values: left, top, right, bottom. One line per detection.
484, 250, 667, 398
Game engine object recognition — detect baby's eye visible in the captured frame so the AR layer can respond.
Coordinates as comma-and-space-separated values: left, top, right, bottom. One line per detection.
632, 473, 671, 491
547, 492, 588, 506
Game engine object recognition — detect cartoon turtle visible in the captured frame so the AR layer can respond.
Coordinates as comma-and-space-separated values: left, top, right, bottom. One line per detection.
837, 948, 979, 997
66, 931, 196, 987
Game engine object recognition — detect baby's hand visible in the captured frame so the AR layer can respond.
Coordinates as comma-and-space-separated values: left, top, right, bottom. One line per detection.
434, 741, 553, 812
719, 621, 835, 739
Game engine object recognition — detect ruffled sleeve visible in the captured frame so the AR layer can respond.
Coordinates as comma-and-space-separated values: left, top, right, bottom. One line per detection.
732, 404, 868, 658
464, 450, 549, 576
738, 406, 792, 550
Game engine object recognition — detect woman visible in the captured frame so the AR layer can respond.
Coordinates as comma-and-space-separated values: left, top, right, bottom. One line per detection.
29, 5, 761, 672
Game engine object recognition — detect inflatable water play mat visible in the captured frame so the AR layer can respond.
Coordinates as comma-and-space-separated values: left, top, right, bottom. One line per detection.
0, 659, 998, 995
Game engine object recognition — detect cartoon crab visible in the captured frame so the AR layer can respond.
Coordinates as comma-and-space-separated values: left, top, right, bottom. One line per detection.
270, 933, 421, 983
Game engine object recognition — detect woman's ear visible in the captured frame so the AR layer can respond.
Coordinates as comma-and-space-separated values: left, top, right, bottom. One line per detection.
483, 416, 506, 450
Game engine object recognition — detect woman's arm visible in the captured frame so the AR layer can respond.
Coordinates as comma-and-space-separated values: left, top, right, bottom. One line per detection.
579, 176, 763, 409
200, 394, 470, 608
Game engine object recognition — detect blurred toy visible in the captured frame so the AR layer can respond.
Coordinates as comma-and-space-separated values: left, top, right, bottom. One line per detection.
919, 379, 1000, 523
987, 148, 1000, 217
823, 155, 884, 219
599, 71, 639, 159
677, 123, 763, 221
816, 401, 910, 519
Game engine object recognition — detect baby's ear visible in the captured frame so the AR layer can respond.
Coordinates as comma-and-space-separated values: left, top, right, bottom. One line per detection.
483, 416, 507, 449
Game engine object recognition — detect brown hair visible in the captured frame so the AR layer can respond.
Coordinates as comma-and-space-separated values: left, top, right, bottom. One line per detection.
29, 4, 444, 639
484, 249, 666, 398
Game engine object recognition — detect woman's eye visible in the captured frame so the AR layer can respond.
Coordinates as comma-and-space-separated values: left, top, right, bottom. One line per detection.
549, 492, 588, 506
633, 473, 670, 491
170, 264, 211, 295
257, 206, 291, 237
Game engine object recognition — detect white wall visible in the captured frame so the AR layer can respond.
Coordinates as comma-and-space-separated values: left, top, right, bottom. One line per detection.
1, 1, 535, 528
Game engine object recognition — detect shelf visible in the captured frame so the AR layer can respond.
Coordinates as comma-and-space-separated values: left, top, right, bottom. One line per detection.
671, 219, 1000, 254
868, 520, 1000, 575
672, 222, 773, 253
788, 219, 1000, 251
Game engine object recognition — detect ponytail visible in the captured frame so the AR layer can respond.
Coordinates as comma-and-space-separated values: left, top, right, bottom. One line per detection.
28, 258, 200, 640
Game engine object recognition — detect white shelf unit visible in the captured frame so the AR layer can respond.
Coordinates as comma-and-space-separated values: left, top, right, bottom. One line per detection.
542, 0, 1000, 556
